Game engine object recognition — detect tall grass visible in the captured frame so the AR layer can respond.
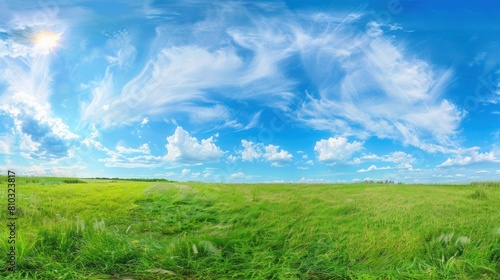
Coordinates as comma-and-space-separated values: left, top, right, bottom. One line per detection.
0, 178, 499, 278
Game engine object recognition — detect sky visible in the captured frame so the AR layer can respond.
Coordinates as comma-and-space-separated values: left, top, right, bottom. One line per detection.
0, 0, 499, 183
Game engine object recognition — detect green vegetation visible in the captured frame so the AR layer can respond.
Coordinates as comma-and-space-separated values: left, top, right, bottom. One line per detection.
1, 177, 499, 279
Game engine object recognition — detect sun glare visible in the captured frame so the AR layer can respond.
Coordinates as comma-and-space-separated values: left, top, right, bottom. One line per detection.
34, 31, 61, 51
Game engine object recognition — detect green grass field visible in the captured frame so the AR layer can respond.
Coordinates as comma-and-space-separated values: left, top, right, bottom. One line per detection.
1, 177, 499, 279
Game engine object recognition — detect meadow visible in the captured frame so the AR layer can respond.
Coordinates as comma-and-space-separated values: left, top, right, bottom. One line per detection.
0, 177, 499, 279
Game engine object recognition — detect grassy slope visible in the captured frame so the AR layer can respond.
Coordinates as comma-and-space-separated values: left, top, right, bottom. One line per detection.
0, 177, 499, 279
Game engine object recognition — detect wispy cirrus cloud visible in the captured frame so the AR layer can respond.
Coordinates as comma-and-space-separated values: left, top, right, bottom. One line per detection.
96, 142, 162, 168
81, 3, 296, 128
76, 2, 463, 156
296, 18, 462, 153
438, 147, 500, 167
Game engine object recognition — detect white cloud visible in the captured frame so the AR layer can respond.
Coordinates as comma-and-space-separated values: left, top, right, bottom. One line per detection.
2, 164, 86, 177
314, 137, 363, 163
99, 154, 163, 168
94, 142, 162, 168
90, 127, 100, 139
0, 13, 65, 58
357, 165, 392, 173
98, 143, 162, 168
438, 147, 499, 167
263, 144, 293, 166
82, 138, 107, 151
116, 143, 150, 154
227, 155, 238, 162
164, 127, 224, 165
0, 134, 13, 154
104, 30, 136, 68
230, 172, 245, 179
468, 52, 486, 67
237, 140, 292, 166
351, 151, 416, 170
0, 93, 79, 159
181, 169, 191, 176
191, 172, 200, 178
383, 151, 416, 169
83, 41, 291, 127
299, 177, 325, 183
241, 140, 261, 161
140, 117, 149, 126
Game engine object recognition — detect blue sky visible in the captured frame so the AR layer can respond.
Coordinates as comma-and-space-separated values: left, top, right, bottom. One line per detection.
0, 0, 499, 183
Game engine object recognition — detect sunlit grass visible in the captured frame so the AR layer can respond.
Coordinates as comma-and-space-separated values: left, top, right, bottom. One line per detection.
0, 177, 499, 279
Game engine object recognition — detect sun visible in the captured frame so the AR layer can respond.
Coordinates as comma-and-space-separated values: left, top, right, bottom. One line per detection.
34, 31, 61, 51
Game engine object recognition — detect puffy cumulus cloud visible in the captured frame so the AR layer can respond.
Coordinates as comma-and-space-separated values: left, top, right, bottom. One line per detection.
263, 144, 293, 166
164, 127, 224, 165
438, 147, 499, 167
0, 93, 78, 159
237, 140, 292, 166
181, 169, 191, 176
241, 140, 261, 161
314, 137, 363, 163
